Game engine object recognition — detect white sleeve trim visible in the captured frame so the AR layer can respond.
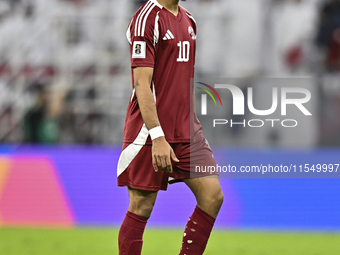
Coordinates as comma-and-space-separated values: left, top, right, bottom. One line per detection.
126, 18, 133, 45
154, 11, 160, 45
135, 1, 152, 36
185, 12, 197, 25
141, 3, 156, 37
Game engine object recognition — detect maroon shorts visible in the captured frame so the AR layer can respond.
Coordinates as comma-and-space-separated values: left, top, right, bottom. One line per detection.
117, 131, 217, 191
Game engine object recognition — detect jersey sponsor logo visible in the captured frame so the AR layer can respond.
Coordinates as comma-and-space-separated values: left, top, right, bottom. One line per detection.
188, 26, 196, 40
132, 41, 146, 58
162, 30, 175, 40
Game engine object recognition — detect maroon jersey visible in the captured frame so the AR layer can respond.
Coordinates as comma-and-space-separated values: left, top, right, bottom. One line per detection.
123, 0, 202, 145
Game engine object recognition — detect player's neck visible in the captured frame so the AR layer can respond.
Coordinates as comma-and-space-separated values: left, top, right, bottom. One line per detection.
157, 0, 180, 16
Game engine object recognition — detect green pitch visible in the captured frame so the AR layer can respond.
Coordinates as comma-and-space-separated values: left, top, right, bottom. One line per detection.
0, 227, 339, 255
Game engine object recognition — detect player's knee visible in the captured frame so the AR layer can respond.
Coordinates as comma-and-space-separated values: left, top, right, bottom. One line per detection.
200, 189, 224, 211
129, 198, 155, 218
213, 189, 224, 209
137, 202, 155, 218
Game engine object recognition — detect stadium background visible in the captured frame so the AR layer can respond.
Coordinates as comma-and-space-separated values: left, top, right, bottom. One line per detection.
0, 0, 340, 254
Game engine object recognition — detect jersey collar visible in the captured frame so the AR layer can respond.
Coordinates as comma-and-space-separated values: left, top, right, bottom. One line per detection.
150, 0, 163, 9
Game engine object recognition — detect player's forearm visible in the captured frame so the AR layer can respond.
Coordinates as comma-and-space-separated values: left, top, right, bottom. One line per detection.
135, 83, 161, 131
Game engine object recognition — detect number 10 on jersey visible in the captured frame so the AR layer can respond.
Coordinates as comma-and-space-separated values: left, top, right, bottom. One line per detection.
177, 41, 190, 62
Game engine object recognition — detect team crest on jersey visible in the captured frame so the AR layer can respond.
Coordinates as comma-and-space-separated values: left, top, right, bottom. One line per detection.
132, 41, 146, 58
188, 26, 196, 40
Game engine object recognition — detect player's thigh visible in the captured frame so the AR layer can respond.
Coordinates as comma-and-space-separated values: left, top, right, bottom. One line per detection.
184, 176, 222, 198
128, 187, 158, 217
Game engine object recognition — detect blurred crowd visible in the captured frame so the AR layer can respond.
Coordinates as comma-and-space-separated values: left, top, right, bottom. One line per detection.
0, 0, 339, 147
0, 0, 131, 144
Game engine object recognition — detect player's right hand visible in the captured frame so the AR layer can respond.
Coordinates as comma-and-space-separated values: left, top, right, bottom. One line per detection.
152, 137, 179, 173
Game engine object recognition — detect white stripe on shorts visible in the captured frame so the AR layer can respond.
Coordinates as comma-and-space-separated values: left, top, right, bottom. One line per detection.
117, 124, 149, 177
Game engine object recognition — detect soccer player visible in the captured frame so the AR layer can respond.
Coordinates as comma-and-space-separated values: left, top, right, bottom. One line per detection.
117, 0, 224, 254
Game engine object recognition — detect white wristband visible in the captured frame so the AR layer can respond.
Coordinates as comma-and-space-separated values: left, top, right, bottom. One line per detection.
149, 126, 165, 140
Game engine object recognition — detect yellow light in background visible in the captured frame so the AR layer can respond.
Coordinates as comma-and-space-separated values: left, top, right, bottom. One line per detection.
0, 157, 11, 226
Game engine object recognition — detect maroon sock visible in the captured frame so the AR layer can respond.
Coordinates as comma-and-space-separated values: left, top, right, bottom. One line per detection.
179, 206, 216, 255
118, 211, 148, 255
